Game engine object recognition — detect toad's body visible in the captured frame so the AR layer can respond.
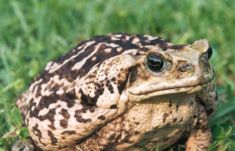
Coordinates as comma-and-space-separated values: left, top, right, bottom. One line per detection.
16, 33, 216, 151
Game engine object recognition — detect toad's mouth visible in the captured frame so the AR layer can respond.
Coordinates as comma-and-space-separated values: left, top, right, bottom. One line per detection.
127, 78, 214, 101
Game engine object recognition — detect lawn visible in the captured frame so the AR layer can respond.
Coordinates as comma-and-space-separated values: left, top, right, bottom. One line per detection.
0, 0, 235, 150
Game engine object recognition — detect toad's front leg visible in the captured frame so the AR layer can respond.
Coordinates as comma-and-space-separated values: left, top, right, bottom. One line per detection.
185, 103, 211, 151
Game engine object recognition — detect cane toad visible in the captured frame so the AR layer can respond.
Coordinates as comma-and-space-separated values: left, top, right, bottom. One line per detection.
16, 33, 217, 151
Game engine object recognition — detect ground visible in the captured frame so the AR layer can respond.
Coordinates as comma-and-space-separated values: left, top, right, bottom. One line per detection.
0, 0, 235, 150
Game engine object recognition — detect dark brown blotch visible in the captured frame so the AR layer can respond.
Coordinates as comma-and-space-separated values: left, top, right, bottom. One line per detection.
38, 93, 59, 110
162, 113, 169, 123
180, 118, 184, 122
173, 118, 177, 123
80, 89, 99, 107
60, 108, 70, 119
134, 131, 140, 135
32, 124, 42, 138
176, 104, 179, 111
75, 106, 95, 115
62, 130, 76, 135
60, 119, 68, 128
168, 100, 172, 107
47, 130, 57, 145
74, 110, 92, 123
98, 115, 106, 120
117, 74, 129, 94
48, 124, 56, 130
110, 104, 117, 109
107, 81, 114, 93
167, 44, 186, 50
134, 122, 140, 125
38, 108, 56, 123
60, 90, 76, 108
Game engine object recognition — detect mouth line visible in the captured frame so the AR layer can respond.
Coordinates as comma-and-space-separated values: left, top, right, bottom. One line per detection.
128, 81, 212, 97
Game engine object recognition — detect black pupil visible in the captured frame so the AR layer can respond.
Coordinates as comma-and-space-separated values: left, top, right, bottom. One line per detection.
207, 47, 213, 59
147, 54, 164, 72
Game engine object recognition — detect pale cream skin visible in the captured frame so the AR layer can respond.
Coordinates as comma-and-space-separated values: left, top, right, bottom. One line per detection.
16, 34, 216, 151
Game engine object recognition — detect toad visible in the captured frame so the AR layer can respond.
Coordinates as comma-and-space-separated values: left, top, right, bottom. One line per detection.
16, 33, 216, 151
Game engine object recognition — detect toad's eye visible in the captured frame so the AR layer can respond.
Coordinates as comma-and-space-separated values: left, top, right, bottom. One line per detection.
207, 47, 213, 59
147, 54, 164, 72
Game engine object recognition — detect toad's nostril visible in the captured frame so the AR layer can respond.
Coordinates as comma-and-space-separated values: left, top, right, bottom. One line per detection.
178, 63, 193, 72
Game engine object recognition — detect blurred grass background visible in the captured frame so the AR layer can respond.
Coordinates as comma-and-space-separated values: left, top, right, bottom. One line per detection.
0, 0, 235, 150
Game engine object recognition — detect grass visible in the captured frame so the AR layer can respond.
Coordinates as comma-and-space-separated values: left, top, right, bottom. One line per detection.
0, 0, 235, 150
